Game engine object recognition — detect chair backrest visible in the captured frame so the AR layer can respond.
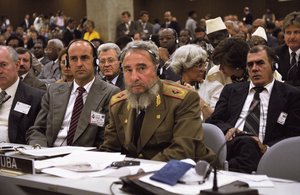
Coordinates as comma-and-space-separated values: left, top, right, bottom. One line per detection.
256, 136, 300, 181
202, 123, 227, 169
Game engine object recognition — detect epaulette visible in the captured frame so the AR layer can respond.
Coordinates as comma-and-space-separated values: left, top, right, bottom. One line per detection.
110, 91, 127, 106
163, 81, 189, 100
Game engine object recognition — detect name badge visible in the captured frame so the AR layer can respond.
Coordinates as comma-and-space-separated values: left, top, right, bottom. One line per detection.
14, 102, 31, 114
90, 111, 105, 127
277, 112, 288, 125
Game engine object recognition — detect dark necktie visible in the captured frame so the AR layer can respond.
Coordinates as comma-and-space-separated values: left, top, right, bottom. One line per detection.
287, 52, 297, 81
67, 87, 85, 145
243, 87, 265, 135
133, 109, 145, 146
0, 90, 10, 105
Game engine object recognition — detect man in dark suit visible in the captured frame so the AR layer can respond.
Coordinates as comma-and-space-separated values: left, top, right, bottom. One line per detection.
207, 45, 300, 173
16, 47, 47, 91
20, 14, 30, 31
27, 39, 120, 147
161, 11, 181, 35
32, 38, 50, 66
157, 28, 180, 81
116, 11, 141, 39
97, 43, 125, 90
100, 41, 216, 163
62, 17, 76, 47
275, 11, 300, 86
0, 46, 44, 144
138, 10, 154, 40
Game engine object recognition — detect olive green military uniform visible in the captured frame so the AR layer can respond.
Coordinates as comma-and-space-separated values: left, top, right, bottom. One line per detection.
100, 79, 215, 163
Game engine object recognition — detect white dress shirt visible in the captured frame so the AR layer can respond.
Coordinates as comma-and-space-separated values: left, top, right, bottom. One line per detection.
53, 77, 95, 146
235, 79, 275, 142
0, 78, 19, 142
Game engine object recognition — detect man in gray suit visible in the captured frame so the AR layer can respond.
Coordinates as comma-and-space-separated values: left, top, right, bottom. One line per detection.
16, 47, 47, 91
27, 39, 120, 147
38, 39, 63, 84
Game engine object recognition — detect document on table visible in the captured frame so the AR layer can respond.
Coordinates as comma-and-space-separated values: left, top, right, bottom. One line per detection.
139, 170, 237, 194
139, 170, 274, 194
17, 146, 95, 157
218, 170, 274, 187
35, 151, 125, 170
39, 154, 165, 179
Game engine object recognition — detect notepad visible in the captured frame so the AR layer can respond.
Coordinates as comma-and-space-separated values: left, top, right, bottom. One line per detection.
150, 160, 193, 186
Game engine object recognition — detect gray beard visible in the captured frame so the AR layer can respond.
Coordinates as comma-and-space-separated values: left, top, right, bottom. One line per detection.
126, 82, 160, 110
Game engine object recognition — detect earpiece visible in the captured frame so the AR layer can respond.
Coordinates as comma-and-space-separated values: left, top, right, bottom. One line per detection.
170, 28, 179, 45
66, 39, 99, 68
271, 54, 279, 71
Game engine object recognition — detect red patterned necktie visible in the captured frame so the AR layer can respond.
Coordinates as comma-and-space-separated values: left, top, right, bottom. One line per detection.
67, 87, 85, 145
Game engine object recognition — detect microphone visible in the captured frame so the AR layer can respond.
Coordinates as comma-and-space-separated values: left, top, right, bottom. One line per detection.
200, 99, 260, 195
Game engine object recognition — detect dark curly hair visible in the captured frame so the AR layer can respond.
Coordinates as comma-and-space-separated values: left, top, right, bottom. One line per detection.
212, 37, 250, 69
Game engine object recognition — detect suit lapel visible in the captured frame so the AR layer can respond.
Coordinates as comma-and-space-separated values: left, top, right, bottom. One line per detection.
51, 84, 72, 141
8, 82, 24, 142
72, 79, 106, 142
266, 81, 285, 132
231, 82, 250, 122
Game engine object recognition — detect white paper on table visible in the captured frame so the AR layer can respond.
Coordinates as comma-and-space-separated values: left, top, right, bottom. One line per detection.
139, 171, 237, 195
219, 171, 274, 188
41, 159, 165, 179
41, 167, 116, 179
35, 151, 125, 170
18, 146, 95, 157
104, 162, 165, 177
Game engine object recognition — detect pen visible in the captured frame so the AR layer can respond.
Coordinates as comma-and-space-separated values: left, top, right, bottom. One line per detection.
177, 180, 205, 185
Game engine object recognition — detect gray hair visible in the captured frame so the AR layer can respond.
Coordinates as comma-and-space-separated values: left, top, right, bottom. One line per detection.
119, 40, 159, 65
97, 43, 121, 57
282, 11, 300, 32
48, 38, 64, 50
225, 20, 239, 34
0, 46, 19, 63
168, 44, 207, 75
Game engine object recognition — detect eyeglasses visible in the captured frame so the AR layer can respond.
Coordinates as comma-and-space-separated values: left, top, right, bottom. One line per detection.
194, 61, 207, 69
99, 58, 118, 65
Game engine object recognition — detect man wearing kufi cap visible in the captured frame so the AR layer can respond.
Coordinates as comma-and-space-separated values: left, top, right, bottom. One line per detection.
249, 26, 268, 47
205, 17, 229, 48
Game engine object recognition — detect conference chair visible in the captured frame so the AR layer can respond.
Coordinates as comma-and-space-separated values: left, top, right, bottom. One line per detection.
256, 136, 300, 181
202, 123, 228, 170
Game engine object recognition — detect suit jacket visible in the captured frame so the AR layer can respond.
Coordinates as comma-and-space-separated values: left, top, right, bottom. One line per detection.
62, 28, 75, 47
22, 71, 47, 91
40, 57, 51, 66
116, 21, 142, 39
100, 80, 216, 163
139, 22, 154, 40
115, 73, 125, 91
38, 60, 60, 84
161, 21, 181, 35
276, 44, 291, 81
8, 81, 45, 144
26, 78, 120, 147
206, 81, 300, 146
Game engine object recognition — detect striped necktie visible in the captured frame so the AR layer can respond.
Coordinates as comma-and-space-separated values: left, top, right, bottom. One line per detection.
67, 87, 86, 145
243, 87, 265, 135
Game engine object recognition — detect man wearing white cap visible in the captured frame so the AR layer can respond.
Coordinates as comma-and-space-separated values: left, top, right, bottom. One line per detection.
249, 26, 268, 47
205, 16, 229, 48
